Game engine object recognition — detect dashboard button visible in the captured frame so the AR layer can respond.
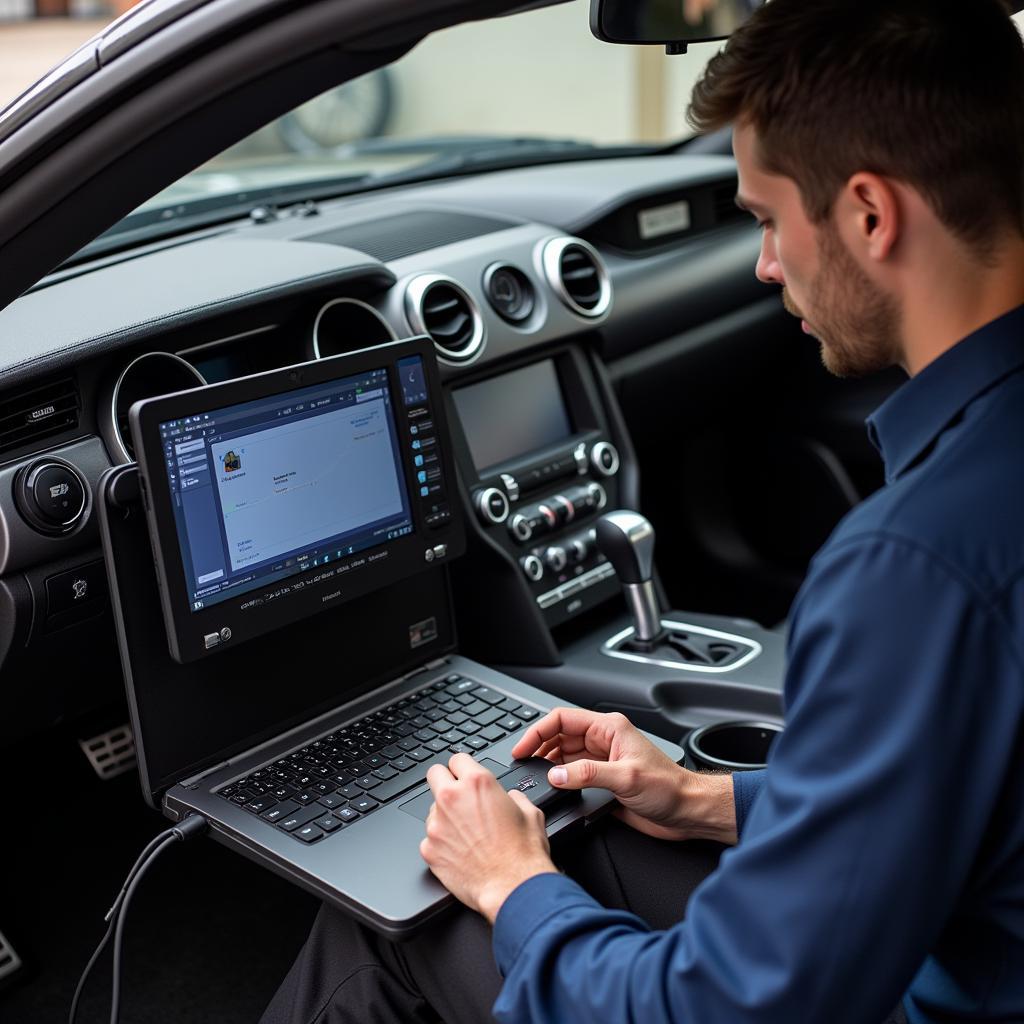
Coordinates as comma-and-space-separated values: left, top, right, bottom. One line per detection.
475, 487, 510, 525
45, 560, 107, 616
17, 459, 88, 534
590, 441, 620, 478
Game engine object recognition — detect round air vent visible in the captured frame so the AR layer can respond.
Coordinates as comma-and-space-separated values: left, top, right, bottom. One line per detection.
312, 297, 397, 360
404, 274, 485, 363
541, 237, 612, 318
110, 352, 206, 461
483, 263, 535, 324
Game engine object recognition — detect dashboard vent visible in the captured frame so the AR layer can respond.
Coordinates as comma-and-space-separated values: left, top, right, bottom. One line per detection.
0, 377, 80, 456
304, 210, 517, 263
541, 237, 612, 318
405, 275, 484, 363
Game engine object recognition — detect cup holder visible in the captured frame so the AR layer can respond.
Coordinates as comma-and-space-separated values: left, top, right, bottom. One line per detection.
683, 721, 782, 772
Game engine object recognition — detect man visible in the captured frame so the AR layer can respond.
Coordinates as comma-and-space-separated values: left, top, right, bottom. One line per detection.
262, 0, 1024, 1020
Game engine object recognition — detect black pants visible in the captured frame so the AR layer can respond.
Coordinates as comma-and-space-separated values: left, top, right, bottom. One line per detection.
260, 816, 909, 1024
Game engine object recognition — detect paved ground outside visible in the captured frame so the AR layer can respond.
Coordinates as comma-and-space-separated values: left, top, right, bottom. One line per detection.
0, 18, 106, 109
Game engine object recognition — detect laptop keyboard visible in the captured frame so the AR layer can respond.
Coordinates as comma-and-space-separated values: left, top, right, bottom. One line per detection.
215, 674, 541, 845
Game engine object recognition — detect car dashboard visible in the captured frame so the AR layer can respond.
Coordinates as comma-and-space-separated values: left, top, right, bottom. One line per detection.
0, 150, 807, 747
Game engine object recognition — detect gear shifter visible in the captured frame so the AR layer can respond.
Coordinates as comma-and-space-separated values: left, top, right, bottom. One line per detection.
595, 510, 662, 643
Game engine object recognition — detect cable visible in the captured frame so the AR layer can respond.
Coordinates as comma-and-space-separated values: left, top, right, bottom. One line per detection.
68, 815, 207, 1024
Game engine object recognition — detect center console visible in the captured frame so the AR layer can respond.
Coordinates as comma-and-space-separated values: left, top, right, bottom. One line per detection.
448, 347, 626, 630
444, 344, 787, 739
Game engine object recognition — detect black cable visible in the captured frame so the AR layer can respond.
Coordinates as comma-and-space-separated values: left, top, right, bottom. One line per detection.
68, 815, 207, 1024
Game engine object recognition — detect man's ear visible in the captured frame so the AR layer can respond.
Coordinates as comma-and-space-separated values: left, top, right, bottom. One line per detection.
840, 173, 900, 262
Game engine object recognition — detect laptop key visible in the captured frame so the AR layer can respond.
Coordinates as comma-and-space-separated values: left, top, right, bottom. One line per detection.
407, 748, 433, 762
361, 755, 386, 770
279, 804, 326, 831
318, 793, 346, 809
479, 725, 506, 742
496, 716, 524, 733
355, 775, 382, 790
465, 737, 488, 751
474, 708, 504, 727
459, 722, 481, 735
244, 796, 277, 814
272, 786, 297, 801
445, 678, 478, 696
394, 724, 416, 737
294, 824, 324, 844
498, 698, 522, 713
314, 814, 344, 833
337, 807, 360, 823
397, 738, 420, 752
338, 784, 363, 800
390, 757, 415, 772
515, 707, 540, 721
449, 743, 471, 754
473, 688, 504, 706
295, 791, 320, 805
381, 745, 404, 760
351, 796, 379, 814
373, 765, 400, 780
262, 800, 300, 823
440, 730, 466, 745
425, 738, 449, 753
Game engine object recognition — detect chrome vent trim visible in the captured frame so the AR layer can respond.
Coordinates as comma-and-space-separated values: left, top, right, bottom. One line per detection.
540, 237, 612, 319
404, 274, 485, 364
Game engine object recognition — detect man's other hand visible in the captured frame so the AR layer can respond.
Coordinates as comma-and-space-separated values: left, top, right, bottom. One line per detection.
512, 708, 737, 845
419, 753, 558, 924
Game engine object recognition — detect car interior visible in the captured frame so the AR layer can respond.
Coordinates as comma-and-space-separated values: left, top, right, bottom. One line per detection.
0, 0, 1006, 1019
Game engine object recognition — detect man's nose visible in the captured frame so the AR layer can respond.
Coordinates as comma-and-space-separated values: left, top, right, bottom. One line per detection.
755, 234, 783, 286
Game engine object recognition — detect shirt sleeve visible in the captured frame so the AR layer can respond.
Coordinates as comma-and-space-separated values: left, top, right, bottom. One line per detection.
491, 533, 1023, 1024
731, 768, 765, 838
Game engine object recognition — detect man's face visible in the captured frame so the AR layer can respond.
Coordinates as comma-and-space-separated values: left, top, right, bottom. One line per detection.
732, 122, 901, 378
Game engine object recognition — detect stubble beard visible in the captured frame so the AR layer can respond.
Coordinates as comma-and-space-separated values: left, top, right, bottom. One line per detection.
784, 223, 901, 379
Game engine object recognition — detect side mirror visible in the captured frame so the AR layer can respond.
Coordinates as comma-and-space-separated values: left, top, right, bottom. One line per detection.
590, 0, 762, 53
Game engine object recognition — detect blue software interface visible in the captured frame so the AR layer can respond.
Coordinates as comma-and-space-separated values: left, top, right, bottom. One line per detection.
158, 367, 413, 612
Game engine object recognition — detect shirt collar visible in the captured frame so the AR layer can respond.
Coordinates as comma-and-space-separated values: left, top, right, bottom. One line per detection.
866, 304, 1024, 482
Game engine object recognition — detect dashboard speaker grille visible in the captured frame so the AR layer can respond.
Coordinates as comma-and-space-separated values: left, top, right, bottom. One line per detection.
559, 245, 603, 311
0, 376, 80, 456
303, 210, 517, 263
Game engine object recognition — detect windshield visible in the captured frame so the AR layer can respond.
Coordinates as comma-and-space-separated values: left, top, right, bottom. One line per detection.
110, 0, 723, 243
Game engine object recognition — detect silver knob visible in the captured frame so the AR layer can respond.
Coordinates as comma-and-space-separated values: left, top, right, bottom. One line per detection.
590, 441, 620, 478
543, 545, 568, 573
475, 487, 510, 525
587, 481, 608, 510
509, 513, 533, 542
521, 555, 544, 582
595, 510, 660, 642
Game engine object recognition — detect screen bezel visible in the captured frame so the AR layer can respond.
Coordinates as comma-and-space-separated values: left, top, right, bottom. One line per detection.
130, 335, 464, 664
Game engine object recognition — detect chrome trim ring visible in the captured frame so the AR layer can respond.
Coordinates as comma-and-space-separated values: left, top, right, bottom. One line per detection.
590, 441, 620, 477
110, 351, 206, 462
539, 236, 612, 319
312, 297, 397, 360
601, 619, 763, 674
403, 273, 486, 365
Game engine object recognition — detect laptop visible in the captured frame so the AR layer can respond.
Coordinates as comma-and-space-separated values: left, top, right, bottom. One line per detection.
98, 335, 684, 937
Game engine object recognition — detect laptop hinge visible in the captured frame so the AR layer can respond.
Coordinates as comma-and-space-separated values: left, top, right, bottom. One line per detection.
175, 655, 451, 791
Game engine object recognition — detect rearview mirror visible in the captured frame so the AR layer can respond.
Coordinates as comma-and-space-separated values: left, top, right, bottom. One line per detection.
590, 0, 762, 52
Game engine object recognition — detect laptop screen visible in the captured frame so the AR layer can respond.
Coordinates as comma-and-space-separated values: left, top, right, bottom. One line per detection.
158, 366, 413, 614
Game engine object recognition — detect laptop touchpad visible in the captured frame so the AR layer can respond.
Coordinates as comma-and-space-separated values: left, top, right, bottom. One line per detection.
399, 757, 508, 821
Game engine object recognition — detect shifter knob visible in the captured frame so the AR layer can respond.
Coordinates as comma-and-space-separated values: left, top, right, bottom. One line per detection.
595, 511, 661, 642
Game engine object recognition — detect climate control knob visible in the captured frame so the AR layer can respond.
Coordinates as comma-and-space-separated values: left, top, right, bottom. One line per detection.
567, 535, 590, 564
475, 487, 510, 525
543, 545, 568, 573
520, 554, 544, 582
590, 441, 620, 478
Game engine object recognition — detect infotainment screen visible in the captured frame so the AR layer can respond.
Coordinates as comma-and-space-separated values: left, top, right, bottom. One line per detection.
452, 360, 572, 470
160, 367, 413, 613
130, 336, 464, 663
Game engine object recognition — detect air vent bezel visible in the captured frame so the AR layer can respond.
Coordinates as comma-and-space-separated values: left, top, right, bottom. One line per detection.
540, 237, 612, 319
110, 351, 206, 462
404, 274, 485, 365
312, 297, 398, 360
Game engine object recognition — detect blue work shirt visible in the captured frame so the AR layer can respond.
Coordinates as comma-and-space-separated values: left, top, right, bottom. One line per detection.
491, 306, 1024, 1023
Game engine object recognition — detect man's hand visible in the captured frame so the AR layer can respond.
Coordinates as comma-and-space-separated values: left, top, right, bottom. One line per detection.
512, 708, 737, 845
419, 753, 558, 925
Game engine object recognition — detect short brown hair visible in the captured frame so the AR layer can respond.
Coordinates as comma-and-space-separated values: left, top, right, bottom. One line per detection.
689, 0, 1024, 257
